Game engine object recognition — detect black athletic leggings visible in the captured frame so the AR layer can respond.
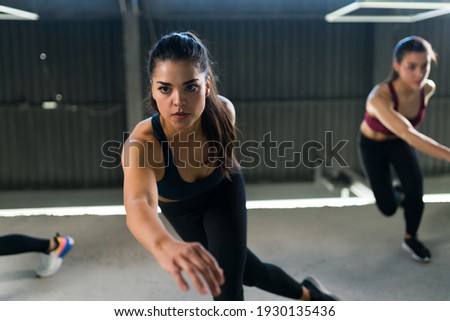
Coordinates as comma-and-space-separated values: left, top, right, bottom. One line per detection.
158, 172, 302, 301
357, 132, 424, 237
0, 234, 49, 255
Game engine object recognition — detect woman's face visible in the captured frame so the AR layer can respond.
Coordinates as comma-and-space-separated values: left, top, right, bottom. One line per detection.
151, 59, 210, 132
394, 51, 431, 90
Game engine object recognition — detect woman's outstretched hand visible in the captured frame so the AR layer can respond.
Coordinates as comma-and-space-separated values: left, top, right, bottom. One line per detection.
153, 239, 225, 297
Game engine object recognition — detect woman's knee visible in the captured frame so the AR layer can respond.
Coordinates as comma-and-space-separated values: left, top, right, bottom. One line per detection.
243, 274, 260, 287
243, 263, 265, 287
376, 201, 397, 216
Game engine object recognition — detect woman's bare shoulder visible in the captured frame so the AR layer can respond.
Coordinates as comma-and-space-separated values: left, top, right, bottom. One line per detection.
219, 95, 236, 123
367, 82, 392, 108
128, 117, 155, 142
123, 116, 164, 167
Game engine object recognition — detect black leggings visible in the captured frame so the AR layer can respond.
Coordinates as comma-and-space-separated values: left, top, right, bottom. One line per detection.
357, 132, 424, 237
0, 234, 49, 255
158, 172, 302, 301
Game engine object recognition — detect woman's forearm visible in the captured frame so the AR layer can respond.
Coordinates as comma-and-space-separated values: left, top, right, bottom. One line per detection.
125, 200, 174, 254
403, 128, 450, 162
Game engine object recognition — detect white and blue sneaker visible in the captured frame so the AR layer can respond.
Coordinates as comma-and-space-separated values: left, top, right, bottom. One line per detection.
36, 234, 75, 277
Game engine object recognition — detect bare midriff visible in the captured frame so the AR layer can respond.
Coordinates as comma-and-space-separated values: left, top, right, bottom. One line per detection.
360, 120, 398, 141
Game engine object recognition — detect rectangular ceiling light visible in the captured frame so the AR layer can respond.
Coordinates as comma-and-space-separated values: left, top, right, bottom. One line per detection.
325, 0, 450, 23
0, 5, 39, 20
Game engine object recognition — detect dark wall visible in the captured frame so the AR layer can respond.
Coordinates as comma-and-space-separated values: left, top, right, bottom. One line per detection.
0, 20, 126, 189
0, 14, 449, 189
0, 105, 125, 188
0, 20, 124, 104
140, 19, 373, 181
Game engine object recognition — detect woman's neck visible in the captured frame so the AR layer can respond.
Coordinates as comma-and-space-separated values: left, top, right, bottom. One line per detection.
161, 117, 203, 142
393, 78, 418, 97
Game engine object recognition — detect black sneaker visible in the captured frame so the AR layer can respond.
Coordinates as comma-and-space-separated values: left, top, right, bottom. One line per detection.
402, 238, 432, 263
302, 277, 340, 301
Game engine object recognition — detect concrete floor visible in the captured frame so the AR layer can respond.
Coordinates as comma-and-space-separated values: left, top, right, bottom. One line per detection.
0, 178, 449, 301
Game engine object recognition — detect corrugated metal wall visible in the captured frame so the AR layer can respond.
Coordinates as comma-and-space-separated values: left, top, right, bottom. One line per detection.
0, 15, 449, 189
419, 99, 450, 175
143, 19, 374, 182
143, 19, 372, 100
0, 20, 124, 104
143, 18, 449, 181
0, 105, 125, 189
234, 99, 365, 182
0, 20, 126, 189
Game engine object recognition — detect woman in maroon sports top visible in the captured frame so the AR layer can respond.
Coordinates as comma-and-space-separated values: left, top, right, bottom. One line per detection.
358, 36, 450, 263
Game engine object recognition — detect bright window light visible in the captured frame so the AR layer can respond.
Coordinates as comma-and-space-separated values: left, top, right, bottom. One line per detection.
0, 193, 449, 217
325, 1, 450, 23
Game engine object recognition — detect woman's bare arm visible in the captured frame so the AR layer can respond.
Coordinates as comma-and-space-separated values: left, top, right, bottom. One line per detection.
122, 132, 224, 296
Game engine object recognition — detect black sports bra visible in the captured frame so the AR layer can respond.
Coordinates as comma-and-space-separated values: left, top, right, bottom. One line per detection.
151, 113, 224, 201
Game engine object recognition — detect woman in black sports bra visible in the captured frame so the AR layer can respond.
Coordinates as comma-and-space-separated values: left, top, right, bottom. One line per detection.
358, 36, 450, 263
122, 31, 338, 300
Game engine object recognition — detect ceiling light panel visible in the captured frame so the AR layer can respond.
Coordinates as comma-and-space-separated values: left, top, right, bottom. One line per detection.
325, 1, 450, 23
